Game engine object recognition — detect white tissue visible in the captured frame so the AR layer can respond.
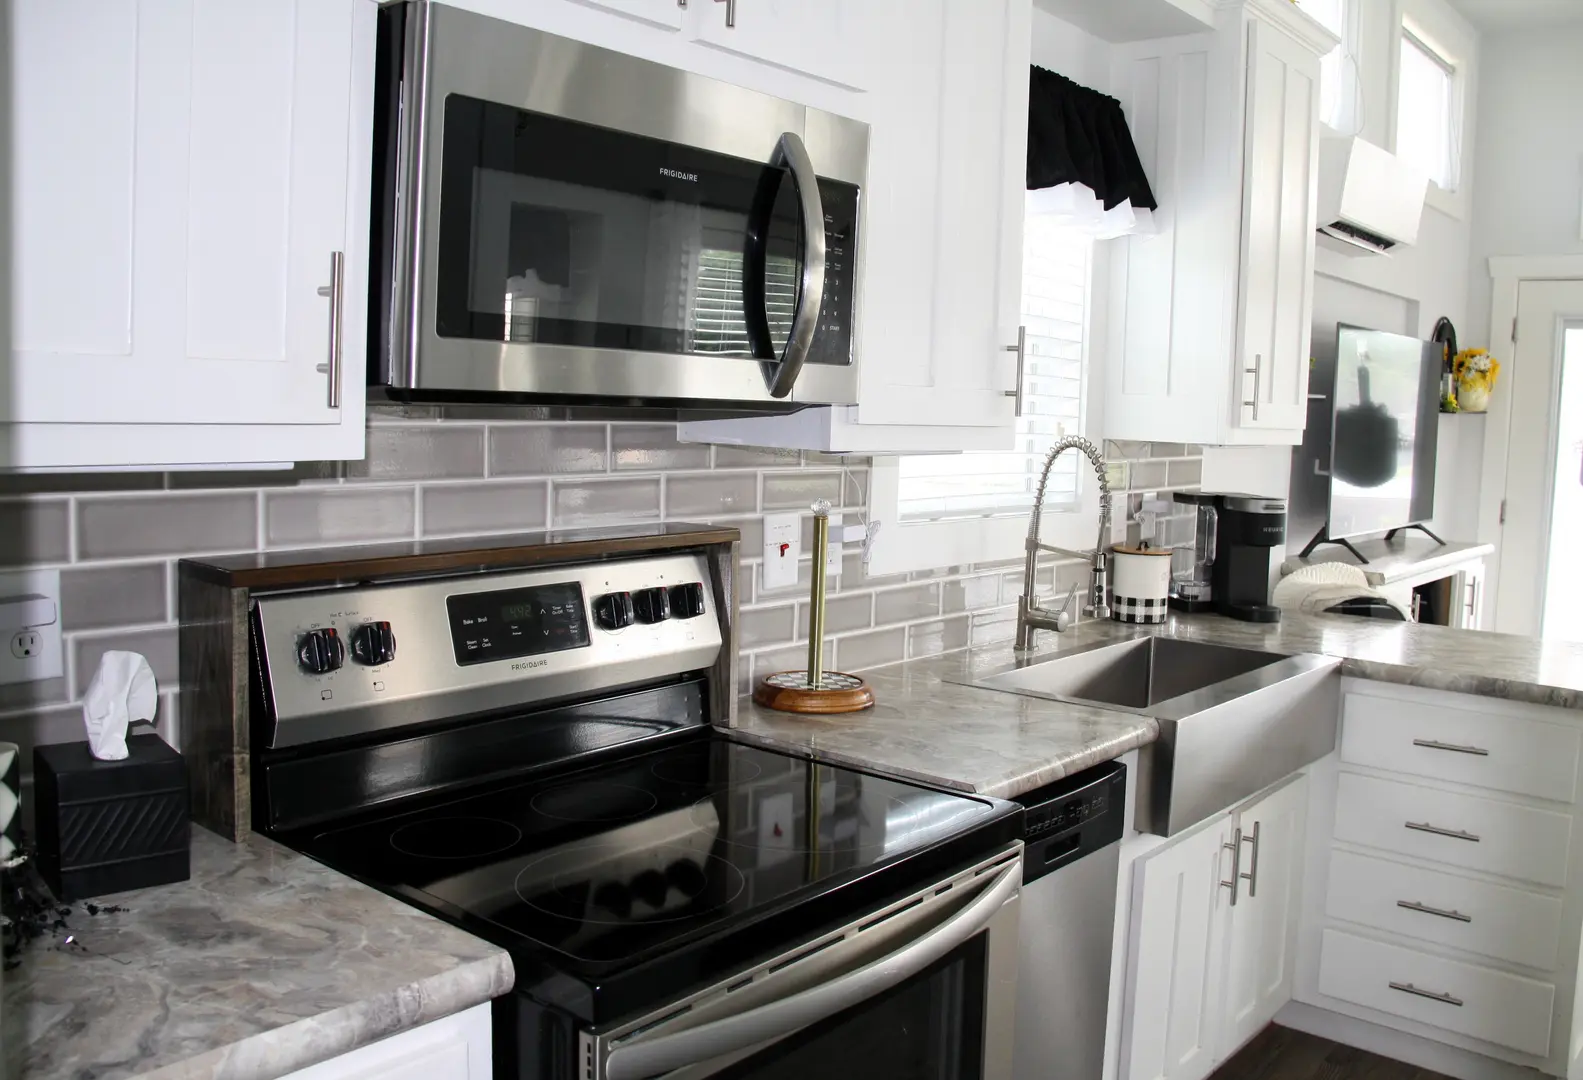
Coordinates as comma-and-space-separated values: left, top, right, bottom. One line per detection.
82, 651, 157, 761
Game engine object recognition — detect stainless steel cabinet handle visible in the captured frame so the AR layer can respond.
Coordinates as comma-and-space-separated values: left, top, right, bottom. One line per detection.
1243, 354, 1262, 421
602, 859, 1019, 1080
1220, 827, 1243, 906
1389, 981, 1464, 1007
713, 0, 735, 27
1397, 900, 1472, 923
315, 251, 344, 409
1003, 325, 1027, 417
756, 132, 825, 399
1406, 821, 1481, 842
1412, 738, 1490, 757
1240, 821, 1261, 898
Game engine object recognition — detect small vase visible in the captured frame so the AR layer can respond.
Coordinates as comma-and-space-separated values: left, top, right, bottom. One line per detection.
1458, 382, 1491, 413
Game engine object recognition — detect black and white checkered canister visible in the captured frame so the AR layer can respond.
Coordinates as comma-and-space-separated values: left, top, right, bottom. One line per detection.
1112, 595, 1168, 625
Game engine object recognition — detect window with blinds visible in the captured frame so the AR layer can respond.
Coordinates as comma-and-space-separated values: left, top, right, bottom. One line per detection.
689, 247, 799, 356
896, 220, 1093, 521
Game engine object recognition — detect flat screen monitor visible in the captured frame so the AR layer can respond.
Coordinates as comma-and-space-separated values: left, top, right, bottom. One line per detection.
1326, 325, 1441, 541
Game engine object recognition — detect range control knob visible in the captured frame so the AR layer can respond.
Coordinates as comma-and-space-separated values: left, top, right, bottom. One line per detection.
594, 592, 635, 631
669, 582, 707, 619
297, 628, 344, 675
633, 587, 671, 624
351, 621, 397, 666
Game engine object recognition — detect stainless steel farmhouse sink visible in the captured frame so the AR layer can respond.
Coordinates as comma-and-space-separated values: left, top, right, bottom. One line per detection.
967, 636, 1341, 836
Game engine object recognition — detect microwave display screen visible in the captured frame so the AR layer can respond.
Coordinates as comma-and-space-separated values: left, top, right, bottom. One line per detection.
434, 95, 857, 368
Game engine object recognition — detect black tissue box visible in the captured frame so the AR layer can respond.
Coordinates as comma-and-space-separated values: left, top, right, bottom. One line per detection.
34, 732, 190, 901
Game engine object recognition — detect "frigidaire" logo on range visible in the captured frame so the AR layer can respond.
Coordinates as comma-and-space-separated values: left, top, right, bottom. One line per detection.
659, 167, 699, 182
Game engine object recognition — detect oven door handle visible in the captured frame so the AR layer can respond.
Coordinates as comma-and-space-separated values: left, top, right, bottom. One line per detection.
746, 130, 826, 400
602, 858, 1018, 1080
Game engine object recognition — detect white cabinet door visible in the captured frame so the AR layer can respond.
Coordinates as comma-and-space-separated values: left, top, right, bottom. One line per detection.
1453, 561, 1487, 630
849, 0, 1028, 433
8, 0, 373, 467
582, 0, 686, 31
1232, 14, 1320, 437
1222, 773, 1309, 1052
1121, 816, 1233, 1080
687, 0, 864, 89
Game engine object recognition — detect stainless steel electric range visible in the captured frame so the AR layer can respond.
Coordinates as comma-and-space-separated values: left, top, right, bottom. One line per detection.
241, 526, 1023, 1080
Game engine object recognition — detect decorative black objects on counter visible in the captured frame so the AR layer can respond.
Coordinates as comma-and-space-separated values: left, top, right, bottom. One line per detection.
33, 731, 189, 901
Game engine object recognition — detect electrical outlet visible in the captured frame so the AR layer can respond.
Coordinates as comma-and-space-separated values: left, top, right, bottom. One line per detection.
0, 570, 63, 686
824, 513, 843, 578
762, 513, 802, 591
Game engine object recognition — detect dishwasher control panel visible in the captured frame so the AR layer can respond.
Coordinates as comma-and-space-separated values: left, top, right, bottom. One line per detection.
1014, 760, 1127, 886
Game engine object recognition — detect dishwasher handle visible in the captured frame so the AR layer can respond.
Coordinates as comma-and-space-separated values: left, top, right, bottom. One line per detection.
1018, 760, 1128, 886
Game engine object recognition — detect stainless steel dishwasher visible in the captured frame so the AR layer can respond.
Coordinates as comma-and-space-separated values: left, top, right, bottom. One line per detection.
1012, 760, 1128, 1080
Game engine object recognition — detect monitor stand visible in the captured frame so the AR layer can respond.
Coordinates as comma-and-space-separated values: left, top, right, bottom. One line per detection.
1297, 524, 1370, 564
1384, 522, 1447, 546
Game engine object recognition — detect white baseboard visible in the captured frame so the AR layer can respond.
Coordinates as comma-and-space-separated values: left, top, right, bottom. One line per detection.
1275, 1002, 1553, 1080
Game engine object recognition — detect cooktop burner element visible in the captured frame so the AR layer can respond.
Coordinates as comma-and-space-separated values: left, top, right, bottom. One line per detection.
515, 844, 746, 926
649, 750, 761, 786
530, 781, 659, 823
389, 816, 524, 860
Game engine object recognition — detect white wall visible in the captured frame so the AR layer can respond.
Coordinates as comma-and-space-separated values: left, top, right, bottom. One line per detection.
1203, 0, 1482, 546
1466, 23, 1583, 346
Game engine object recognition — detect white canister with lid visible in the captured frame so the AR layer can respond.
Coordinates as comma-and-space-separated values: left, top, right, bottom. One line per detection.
1110, 544, 1173, 624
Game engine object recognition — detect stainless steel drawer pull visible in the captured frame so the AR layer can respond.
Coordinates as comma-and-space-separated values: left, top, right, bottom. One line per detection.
1412, 738, 1490, 757
1003, 325, 1027, 417
1389, 981, 1464, 1007
1397, 900, 1472, 923
315, 250, 344, 409
1240, 821, 1261, 899
1405, 821, 1480, 842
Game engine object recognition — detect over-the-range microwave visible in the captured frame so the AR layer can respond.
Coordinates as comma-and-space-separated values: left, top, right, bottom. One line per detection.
368, 1, 869, 412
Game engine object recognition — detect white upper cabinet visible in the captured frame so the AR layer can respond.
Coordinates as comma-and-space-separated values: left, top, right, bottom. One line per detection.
6, 0, 375, 468
687, 0, 865, 90
679, 0, 1031, 454
1104, 0, 1333, 447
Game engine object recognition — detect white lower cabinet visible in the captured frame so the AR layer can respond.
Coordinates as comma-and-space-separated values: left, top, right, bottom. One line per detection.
280, 1003, 491, 1080
1294, 680, 1583, 1078
1121, 773, 1309, 1080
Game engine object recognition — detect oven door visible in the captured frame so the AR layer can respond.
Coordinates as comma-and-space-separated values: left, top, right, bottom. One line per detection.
581, 846, 1021, 1080
390, 5, 866, 408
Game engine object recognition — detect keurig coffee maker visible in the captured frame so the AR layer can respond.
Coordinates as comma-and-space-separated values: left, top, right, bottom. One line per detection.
1210, 494, 1286, 623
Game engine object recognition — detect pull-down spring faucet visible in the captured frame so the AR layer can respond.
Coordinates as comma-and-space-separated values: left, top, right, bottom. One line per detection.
1015, 436, 1113, 651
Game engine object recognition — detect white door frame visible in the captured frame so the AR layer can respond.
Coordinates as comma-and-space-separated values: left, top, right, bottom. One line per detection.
1478, 256, 1583, 634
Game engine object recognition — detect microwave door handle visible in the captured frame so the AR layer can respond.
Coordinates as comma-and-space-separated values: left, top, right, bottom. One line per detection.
602, 859, 1018, 1080
762, 131, 827, 399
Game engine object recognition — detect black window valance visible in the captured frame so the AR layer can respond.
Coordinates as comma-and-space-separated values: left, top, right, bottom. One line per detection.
1027, 66, 1157, 213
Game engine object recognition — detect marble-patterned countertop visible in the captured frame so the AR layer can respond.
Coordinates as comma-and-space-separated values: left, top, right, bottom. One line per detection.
733, 610, 1583, 799
6, 828, 514, 1080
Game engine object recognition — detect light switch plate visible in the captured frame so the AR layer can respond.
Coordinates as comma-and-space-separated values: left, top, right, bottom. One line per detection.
0, 570, 63, 686
762, 513, 802, 590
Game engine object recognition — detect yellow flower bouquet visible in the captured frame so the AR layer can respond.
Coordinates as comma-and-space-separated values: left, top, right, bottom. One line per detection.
1453, 348, 1501, 413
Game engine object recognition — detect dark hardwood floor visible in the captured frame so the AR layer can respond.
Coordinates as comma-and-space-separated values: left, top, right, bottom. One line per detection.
1212, 1026, 1456, 1080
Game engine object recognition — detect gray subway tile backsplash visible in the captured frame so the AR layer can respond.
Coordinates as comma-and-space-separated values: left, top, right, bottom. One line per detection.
762, 471, 843, 510
490, 424, 608, 476
667, 473, 758, 517
613, 426, 711, 472
0, 499, 71, 566
348, 425, 485, 482
421, 480, 549, 537
266, 488, 416, 547
552, 477, 662, 526
0, 415, 1197, 770
78, 493, 256, 560
61, 563, 168, 632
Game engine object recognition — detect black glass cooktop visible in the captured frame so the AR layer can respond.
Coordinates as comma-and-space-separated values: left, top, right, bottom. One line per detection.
294, 735, 1010, 971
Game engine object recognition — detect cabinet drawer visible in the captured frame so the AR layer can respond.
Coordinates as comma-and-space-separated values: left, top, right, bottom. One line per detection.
1333, 773, 1572, 887
1317, 929, 1554, 1056
1342, 693, 1580, 803
1325, 849, 1563, 970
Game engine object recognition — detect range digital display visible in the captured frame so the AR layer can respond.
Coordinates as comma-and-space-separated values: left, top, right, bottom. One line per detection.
445, 582, 590, 666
